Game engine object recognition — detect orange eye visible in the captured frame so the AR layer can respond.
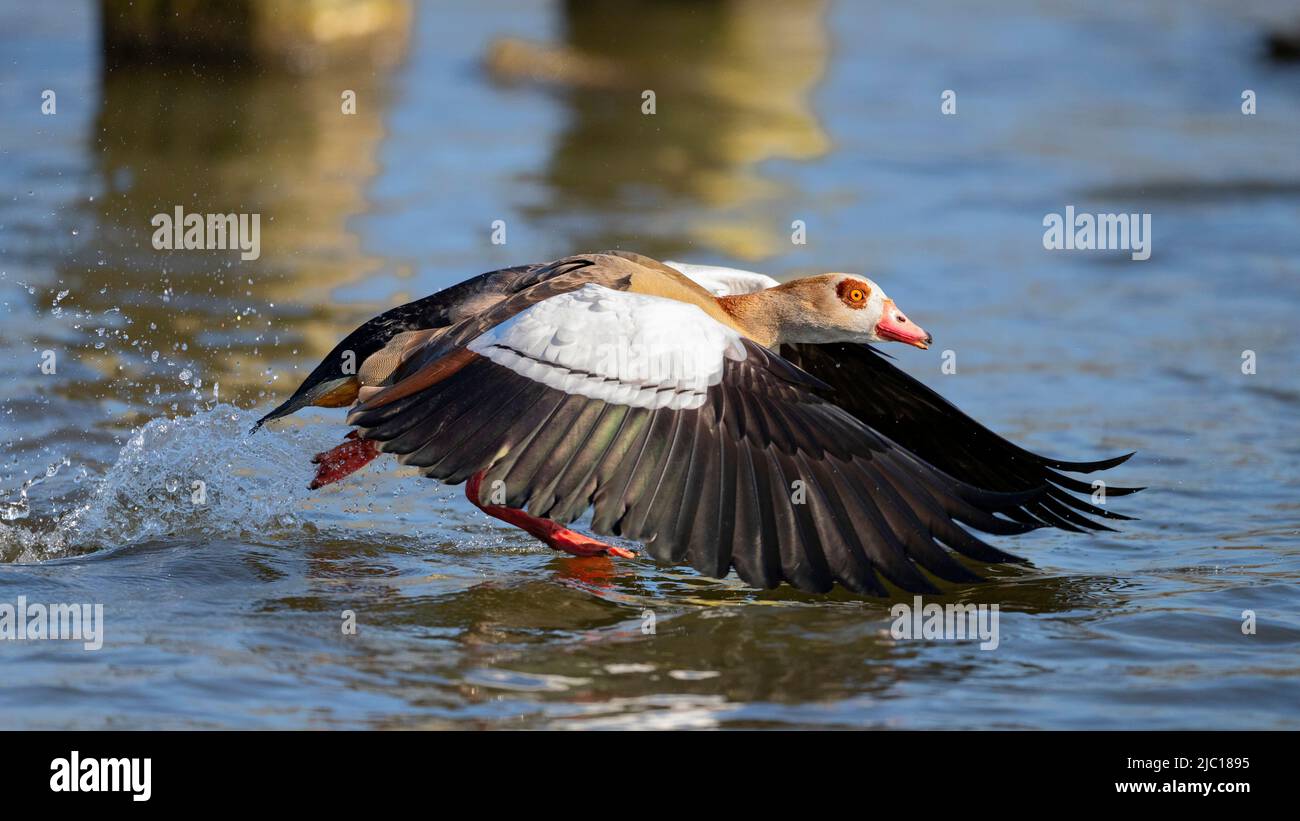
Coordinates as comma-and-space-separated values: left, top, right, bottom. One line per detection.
836, 278, 871, 309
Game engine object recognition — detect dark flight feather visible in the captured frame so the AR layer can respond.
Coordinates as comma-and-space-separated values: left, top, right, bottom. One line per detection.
780, 341, 1140, 532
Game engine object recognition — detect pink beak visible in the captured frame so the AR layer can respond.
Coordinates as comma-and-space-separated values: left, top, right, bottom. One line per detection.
876, 299, 932, 349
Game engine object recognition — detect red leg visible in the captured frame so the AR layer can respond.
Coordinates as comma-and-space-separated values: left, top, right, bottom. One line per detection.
309, 434, 380, 489
465, 471, 635, 559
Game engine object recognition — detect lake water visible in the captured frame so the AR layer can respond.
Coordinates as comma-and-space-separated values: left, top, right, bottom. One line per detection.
1, 0, 1298, 729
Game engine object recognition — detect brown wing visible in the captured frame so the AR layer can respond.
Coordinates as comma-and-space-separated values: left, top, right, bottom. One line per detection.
254, 254, 618, 430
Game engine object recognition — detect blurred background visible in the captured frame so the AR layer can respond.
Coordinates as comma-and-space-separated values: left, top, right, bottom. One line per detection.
0, 0, 1298, 729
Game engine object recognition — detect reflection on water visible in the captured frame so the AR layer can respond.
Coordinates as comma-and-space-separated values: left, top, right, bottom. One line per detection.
61, 64, 398, 409
1, 0, 1300, 729
493, 0, 831, 260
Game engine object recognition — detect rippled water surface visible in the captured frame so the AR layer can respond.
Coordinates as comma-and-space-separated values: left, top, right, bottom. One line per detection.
2, 0, 1299, 729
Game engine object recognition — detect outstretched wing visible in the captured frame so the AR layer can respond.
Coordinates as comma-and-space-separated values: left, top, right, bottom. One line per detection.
348, 285, 1045, 595
779, 342, 1141, 533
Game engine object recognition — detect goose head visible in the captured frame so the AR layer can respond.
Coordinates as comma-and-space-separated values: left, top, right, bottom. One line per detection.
722, 273, 932, 349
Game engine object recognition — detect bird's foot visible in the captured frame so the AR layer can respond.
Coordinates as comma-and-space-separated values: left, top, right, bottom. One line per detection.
543, 526, 637, 559
309, 433, 379, 489
465, 471, 636, 559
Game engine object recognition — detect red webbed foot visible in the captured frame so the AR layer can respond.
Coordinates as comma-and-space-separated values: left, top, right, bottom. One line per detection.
465, 471, 636, 559
309, 433, 380, 489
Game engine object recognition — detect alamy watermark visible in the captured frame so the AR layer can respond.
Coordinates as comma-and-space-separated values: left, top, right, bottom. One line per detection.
151, 205, 261, 260
0, 596, 104, 650
1043, 205, 1151, 261
50, 751, 150, 802
890, 595, 999, 650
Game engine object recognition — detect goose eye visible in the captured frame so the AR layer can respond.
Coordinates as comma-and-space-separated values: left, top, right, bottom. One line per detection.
835, 278, 871, 309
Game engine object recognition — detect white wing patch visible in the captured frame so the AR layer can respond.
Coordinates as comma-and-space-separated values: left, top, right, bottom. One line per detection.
663, 261, 781, 296
467, 285, 747, 410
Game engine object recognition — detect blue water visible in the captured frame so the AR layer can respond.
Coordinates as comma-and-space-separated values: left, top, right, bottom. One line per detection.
1, 0, 1298, 728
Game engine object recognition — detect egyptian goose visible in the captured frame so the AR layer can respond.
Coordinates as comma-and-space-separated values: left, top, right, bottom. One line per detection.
254, 251, 1138, 595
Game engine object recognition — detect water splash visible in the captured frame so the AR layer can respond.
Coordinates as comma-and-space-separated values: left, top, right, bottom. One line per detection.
0, 457, 71, 522
0, 404, 335, 563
